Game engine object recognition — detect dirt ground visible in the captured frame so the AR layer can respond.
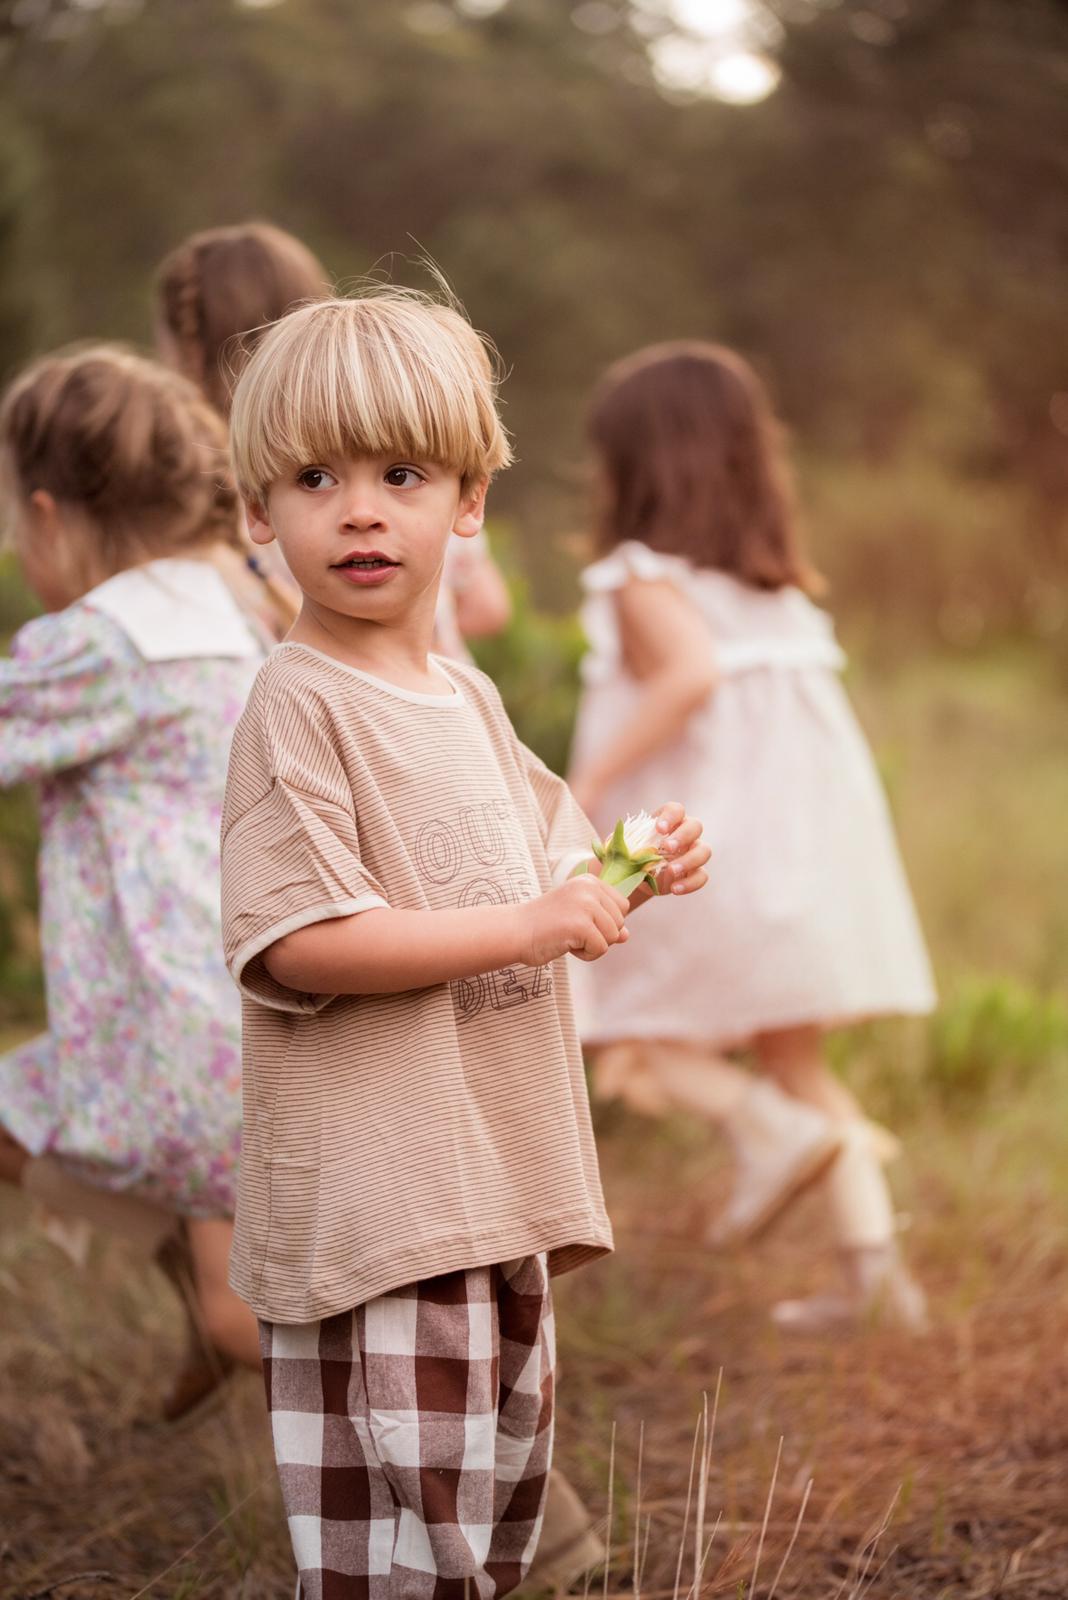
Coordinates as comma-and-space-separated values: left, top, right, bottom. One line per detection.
2, 1093, 1066, 1600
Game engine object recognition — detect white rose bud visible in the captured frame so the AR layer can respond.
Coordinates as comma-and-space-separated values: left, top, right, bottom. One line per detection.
590, 811, 664, 897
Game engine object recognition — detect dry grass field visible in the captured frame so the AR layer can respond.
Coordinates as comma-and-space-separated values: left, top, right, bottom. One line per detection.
2, 644, 1067, 1599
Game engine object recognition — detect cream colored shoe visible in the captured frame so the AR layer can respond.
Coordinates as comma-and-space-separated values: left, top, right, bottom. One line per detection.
772, 1243, 929, 1335
707, 1079, 844, 1248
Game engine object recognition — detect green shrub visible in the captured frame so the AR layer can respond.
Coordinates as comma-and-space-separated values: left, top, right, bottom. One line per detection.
831, 974, 1068, 1121
924, 974, 1068, 1106
469, 524, 584, 775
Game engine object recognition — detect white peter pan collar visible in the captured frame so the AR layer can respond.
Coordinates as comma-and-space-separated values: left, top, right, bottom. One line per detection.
84, 559, 261, 662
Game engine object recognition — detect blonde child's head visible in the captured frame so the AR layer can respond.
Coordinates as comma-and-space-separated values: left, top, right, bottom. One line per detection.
154, 221, 331, 417
229, 289, 512, 509
589, 340, 822, 594
0, 344, 241, 607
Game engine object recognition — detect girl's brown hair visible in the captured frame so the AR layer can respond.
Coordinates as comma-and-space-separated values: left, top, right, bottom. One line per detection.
155, 221, 330, 416
589, 341, 822, 594
0, 344, 241, 572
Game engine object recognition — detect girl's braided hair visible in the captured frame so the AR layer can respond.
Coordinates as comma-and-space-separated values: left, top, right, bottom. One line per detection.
154, 221, 330, 416
0, 344, 242, 571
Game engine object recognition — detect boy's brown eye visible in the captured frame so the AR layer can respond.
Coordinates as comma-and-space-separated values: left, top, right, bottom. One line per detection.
298, 467, 334, 490
385, 466, 422, 488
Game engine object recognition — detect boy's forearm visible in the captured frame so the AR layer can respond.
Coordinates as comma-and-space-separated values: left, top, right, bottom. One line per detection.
263, 904, 531, 995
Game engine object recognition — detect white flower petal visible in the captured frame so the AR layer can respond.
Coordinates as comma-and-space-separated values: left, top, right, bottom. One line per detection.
620, 810, 660, 854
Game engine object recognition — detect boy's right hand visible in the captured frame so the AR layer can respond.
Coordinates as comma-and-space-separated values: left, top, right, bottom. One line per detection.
519, 876, 630, 965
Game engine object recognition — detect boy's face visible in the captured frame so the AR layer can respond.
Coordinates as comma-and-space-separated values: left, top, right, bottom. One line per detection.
247, 454, 487, 632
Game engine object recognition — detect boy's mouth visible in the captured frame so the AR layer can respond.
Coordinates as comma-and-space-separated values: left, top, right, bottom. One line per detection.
331, 549, 401, 587
332, 549, 399, 571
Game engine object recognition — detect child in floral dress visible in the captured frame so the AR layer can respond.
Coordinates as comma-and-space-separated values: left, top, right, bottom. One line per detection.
0, 344, 267, 1381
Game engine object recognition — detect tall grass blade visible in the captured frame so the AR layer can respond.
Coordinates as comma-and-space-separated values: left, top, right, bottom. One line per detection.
846, 1486, 901, 1599
767, 1476, 813, 1600
694, 1371, 723, 1592
633, 1418, 645, 1596
750, 1435, 783, 1599
686, 1514, 723, 1600
604, 1419, 616, 1600
673, 1403, 704, 1600
126, 1482, 266, 1600
638, 1512, 653, 1595
694, 1391, 709, 1591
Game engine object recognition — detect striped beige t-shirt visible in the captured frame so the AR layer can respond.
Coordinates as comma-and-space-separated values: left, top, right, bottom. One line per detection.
221, 642, 613, 1324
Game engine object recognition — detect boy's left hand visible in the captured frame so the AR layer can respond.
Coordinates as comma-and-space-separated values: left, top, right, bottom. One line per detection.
636, 801, 710, 906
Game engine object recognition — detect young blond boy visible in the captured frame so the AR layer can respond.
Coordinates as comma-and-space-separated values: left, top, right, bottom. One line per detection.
221, 293, 709, 1599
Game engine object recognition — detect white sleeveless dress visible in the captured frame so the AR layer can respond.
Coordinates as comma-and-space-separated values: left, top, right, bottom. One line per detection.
570, 542, 936, 1047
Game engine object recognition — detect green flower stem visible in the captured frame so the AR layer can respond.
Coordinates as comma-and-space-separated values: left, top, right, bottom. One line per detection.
590, 818, 664, 898
599, 858, 656, 895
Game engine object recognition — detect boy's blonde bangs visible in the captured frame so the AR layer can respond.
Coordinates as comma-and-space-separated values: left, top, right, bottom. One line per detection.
230, 295, 512, 501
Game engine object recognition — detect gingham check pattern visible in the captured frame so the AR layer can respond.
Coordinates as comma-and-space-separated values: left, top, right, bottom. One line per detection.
261, 1254, 555, 1599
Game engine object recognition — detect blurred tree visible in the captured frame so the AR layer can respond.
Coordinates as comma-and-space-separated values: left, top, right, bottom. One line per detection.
0, 0, 1065, 603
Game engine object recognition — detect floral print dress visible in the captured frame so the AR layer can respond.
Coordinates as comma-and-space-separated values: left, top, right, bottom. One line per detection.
0, 559, 264, 1216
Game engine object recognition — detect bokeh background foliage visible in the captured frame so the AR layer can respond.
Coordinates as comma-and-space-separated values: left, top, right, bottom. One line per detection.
3, 8, 1068, 1594
2, 0, 1068, 630
3, 0, 1068, 1089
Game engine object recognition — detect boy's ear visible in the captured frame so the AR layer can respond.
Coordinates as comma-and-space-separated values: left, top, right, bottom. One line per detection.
244, 498, 276, 546
453, 478, 488, 540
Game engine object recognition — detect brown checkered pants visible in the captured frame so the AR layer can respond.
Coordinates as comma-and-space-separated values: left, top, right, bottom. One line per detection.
260, 1254, 555, 1599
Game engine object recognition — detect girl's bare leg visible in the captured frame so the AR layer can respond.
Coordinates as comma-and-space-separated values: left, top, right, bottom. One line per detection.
5, 1142, 260, 1398
0, 1128, 30, 1186
20, 1155, 176, 1253
592, 1037, 751, 1120
753, 1023, 862, 1121
186, 1216, 262, 1371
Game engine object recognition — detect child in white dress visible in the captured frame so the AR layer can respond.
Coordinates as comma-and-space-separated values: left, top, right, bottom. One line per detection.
0, 345, 268, 1396
569, 341, 936, 1331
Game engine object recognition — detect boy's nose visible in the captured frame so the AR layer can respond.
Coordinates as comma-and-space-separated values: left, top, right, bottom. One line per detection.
340, 495, 386, 530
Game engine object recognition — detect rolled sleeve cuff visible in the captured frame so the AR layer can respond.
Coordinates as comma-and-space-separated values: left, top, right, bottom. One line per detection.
229, 893, 389, 1013
552, 848, 594, 887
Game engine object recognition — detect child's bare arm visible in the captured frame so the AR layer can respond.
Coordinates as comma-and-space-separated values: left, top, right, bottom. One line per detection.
569, 578, 716, 814
262, 875, 631, 996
